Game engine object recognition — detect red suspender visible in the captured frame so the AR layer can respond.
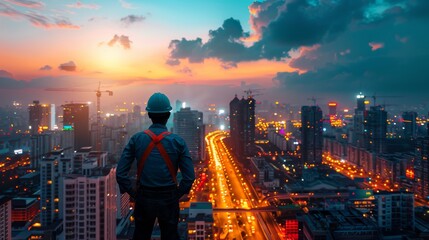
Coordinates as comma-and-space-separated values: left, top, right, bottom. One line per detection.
136, 130, 178, 185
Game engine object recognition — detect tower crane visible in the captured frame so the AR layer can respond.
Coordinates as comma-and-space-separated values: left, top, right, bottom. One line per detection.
307, 97, 322, 106
244, 89, 263, 99
46, 83, 113, 151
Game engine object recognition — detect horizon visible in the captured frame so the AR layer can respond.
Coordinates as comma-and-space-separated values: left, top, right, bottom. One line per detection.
1, 0, 429, 109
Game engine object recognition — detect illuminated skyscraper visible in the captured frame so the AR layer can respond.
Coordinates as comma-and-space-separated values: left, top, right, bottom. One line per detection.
229, 95, 241, 155
174, 107, 205, 162
364, 106, 387, 154
352, 93, 367, 147
63, 103, 90, 149
301, 106, 323, 165
29, 100, 51, 134
328, 102, 337, 116
229, 95, 256, 158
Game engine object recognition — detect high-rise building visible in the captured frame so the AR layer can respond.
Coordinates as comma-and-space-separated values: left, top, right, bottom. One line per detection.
0, 196, 12, 240
402, 111, 418, 139
229, 95, 241, 156
11, 198, 39, 223
184, 202, 214, 240
301, 106, 323, 165
415, 137, 429, 199
30, 130, 74, 168
242, 96, 256, 157
352, 93, 367, 147
174, 107, 205, 162
40, 150, 72, 227
229, 95, 256, 158
364, 106, 387, 154
328, 102, 337, 116
62, 167, 117, 240
63, 103, 90, 149
29, 100, 51, 134
374, 191, 414, 231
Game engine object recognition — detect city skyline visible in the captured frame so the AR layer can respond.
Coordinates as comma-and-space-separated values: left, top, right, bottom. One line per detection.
1, 0, 429, 107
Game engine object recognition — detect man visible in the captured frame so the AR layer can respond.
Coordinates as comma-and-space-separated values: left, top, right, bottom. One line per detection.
116, 92, 195, 240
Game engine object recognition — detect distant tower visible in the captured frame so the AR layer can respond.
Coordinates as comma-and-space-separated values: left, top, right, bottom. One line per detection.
364, 106, 387, 154
402, 111, 417, 139
328, 102, 337, 116
353, 93, 367, 147
175, 100, 183, 112
301, 106, 323, 165
229, 94, 256, 158
242, 96, 256, 157
174, 107, 205, 162
229, 95, 241, 156
63, 103, 90, 149
29, 100, 51, 134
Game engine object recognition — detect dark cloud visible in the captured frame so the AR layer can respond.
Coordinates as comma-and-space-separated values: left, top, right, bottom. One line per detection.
0, 2, 79, 29
4, 0, 44, 8
0, 70, 14, 78
167, 18, 262, 65
168, 38, 205, 63
39, 65, 52, 71
58, 61, 77, 71
108, 34, 132, 49
120, 14, 145, 26
221, 62, 237, 70
166, 0, 429, 102
165, 58, 180, 66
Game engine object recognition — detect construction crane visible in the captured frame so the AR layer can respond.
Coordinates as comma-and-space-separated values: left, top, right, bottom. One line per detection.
365, 95, 402, 106
46, 82, 113, 151
244, 89, 263, 99
307, 97, 322, 106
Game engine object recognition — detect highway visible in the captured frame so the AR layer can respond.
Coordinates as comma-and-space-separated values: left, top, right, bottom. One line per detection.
206, 131, 282, 240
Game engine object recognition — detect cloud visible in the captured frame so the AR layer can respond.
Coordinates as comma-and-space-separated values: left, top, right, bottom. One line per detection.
58, 61, 77, 71
120, 14, 145, 26
369, 42, 384, 51
4, 0, 43, 8
118, 0, 133, 9
167, 18, 260, 65
39, 65, 52, 71
67, 1, 100, 10
168, 38, 205, 63
221, 62, 237, 70
108, 34, 132, 49
178, 67, 192, 76
0, 70, 14, 79
0, 3, 79, 29
165, 58, 180, 66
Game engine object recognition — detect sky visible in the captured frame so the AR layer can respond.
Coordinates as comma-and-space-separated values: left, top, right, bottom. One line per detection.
1, 0, 429, 111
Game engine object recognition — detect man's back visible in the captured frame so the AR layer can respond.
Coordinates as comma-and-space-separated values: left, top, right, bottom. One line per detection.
116, 92, 195, 240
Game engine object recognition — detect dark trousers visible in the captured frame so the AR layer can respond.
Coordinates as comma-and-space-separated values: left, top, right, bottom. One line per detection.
133, 186, 180, 240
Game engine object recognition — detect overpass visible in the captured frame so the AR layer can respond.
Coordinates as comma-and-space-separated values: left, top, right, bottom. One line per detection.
213, 205, 300, 213
262, 192, 348, 202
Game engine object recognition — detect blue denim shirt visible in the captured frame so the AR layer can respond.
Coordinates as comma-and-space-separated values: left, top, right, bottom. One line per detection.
116, 124, 195, 197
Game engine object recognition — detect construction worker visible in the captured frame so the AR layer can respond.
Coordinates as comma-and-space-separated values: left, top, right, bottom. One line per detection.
116, 92, 195, 240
